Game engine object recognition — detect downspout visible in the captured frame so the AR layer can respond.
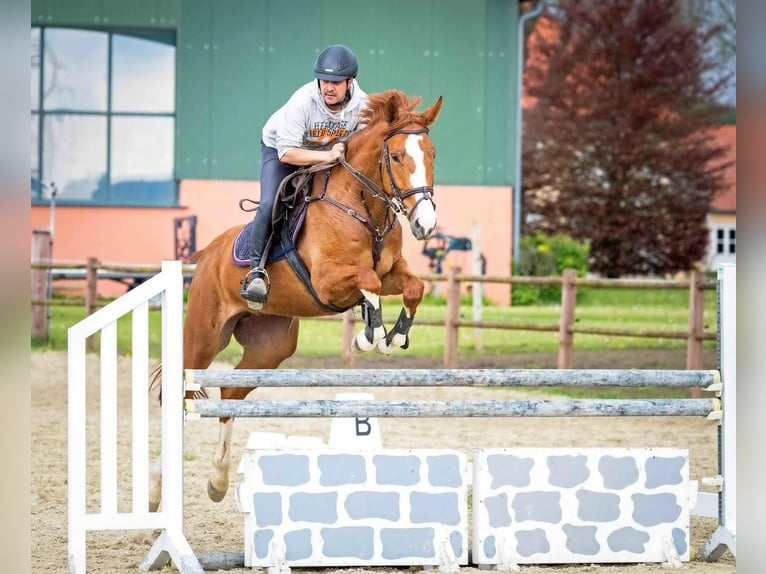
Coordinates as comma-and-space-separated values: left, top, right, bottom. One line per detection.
512, 0, 545, 265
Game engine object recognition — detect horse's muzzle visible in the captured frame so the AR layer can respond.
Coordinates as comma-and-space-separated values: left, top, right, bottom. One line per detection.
409, 210, 437, 241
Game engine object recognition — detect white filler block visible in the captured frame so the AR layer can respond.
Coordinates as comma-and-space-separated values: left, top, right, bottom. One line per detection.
237, 448, 469, 569
472, 447, 694, 566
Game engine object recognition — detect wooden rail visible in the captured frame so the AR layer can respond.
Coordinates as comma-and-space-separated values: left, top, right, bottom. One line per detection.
184, 367, 719, 388
31, 258, 716, 370
185, 398, 719, 418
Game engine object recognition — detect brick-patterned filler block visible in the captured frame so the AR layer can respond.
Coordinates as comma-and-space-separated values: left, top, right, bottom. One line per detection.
237, 448, 469, 568
472, 447, 692, 565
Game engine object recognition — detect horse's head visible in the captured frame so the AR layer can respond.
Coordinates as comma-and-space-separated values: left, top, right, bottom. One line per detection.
359, 91, 443, 240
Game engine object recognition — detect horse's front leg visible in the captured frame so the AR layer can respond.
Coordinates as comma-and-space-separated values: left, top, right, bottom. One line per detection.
351, 289, 387, 352
312, 265, 387, 353
376, 258, 425, 355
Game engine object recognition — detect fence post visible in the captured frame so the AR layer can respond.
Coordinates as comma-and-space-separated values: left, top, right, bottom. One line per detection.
686, 270, 704, 396
341, 310, 355, 367
85, 257, 99, 352
31, 229, 52, 341
557, 268, 577, 369
444, 266, 460, 368
471, 222, 483, 352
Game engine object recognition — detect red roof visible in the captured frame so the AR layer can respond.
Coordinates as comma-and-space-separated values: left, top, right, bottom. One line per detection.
710, 125, 736, 212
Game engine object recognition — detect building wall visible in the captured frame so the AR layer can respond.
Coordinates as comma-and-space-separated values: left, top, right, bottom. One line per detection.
32, 0, 523, 186
32, 181, 512, 303
31, 0, 520, 303
705, 212, 736, 271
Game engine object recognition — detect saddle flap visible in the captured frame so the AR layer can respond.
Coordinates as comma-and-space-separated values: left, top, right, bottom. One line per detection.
231, 171, 314, 267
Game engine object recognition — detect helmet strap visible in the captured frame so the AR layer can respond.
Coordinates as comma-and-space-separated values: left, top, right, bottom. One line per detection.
345, 78, 353, 103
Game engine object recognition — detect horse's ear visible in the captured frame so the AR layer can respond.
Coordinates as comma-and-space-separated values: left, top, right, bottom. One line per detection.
384, 95, 400, 123
422, 96, 443, 126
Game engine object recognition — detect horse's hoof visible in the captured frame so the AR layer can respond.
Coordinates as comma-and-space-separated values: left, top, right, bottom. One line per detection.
207, 480, 227, 502
148, 500, 160, 513
352, 331, 375, 353
375, 340, 395, 355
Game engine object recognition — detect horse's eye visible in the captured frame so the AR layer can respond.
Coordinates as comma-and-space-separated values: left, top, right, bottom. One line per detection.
391, 152, 402, 164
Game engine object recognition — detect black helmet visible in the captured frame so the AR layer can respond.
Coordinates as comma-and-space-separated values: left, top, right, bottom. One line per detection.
314, 45, 358, 81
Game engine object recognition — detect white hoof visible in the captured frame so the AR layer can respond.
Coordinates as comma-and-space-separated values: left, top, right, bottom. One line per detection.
376, 332, 407, 354
352, 330, 376, 353
388, 332, 408, 349
375, 339, 396, 355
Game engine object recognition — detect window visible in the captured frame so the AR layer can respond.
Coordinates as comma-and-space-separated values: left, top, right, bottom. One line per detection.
713, 225, 736, 256
716, 229, 725, 254
31, 27, 176, 206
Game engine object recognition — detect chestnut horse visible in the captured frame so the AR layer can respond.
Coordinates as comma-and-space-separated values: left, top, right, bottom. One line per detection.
149, 90, 443, 510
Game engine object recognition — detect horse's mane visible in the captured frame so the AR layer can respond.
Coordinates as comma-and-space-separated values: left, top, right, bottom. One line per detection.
358, 90, 427, 135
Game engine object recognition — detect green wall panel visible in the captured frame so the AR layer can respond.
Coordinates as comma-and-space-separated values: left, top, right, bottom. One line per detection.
264, 0, 322, 113
485, 0, 519, 185
321, 0, 378, 88
36, 0, 523, 185
31, 0, 48, 24
102, 0, 163, 27
44, 0, 102, 26
156, 0, 178, 27
32, 0, 177, 28
208, 0, 267, 179
369, 0, 433, 99
431, 0, 486, 184
175, 0, 213, 178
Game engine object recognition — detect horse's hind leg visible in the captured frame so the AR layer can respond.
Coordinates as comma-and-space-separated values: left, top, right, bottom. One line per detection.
206, 314, 300, 503
148, 302, 240, 511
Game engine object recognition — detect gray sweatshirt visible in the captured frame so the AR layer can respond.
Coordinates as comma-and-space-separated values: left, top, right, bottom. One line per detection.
262, 80, 368, 159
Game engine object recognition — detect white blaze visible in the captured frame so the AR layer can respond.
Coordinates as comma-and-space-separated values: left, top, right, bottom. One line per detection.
404, 134, 437, 233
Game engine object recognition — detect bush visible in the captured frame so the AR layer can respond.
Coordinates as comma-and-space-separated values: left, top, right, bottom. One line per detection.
512, 232, 590, 305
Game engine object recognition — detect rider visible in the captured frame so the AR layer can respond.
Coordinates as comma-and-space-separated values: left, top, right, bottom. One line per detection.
241, 44, 369, 306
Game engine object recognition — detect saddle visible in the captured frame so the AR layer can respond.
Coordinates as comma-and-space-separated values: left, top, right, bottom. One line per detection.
232, 160, 354, 313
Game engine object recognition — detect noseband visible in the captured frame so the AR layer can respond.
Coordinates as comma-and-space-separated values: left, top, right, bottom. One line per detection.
380, 127, 436, 217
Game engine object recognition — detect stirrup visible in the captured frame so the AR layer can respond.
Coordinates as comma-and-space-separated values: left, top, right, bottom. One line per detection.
241, 267, 270, 308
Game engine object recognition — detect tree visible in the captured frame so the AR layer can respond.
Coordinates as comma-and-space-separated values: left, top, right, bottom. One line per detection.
521, 0, 732, 277
680, 0, 736, 106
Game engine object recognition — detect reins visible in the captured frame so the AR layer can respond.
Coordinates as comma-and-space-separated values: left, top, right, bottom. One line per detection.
304, 126, 435, 267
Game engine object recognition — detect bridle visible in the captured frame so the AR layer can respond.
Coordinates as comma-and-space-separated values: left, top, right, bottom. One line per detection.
338, 126, 435, 219
305, 126, 435, 266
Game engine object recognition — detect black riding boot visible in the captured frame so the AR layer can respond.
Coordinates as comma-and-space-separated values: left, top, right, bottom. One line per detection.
240, 214, 271, 308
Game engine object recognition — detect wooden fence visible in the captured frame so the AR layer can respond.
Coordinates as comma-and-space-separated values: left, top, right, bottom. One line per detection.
422, 267, 716, 370
31, 259, 716, 370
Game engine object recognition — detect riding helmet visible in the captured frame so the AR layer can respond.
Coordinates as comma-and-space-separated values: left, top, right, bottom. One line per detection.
314, 45, 358, 80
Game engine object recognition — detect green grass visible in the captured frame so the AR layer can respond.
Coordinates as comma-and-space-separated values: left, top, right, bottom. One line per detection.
33, 286, 718, 362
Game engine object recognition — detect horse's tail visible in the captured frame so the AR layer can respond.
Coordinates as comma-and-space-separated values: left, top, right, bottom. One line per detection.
149, 361, 209, 403
185, 249, 204, 263
149, 361, 163, 402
